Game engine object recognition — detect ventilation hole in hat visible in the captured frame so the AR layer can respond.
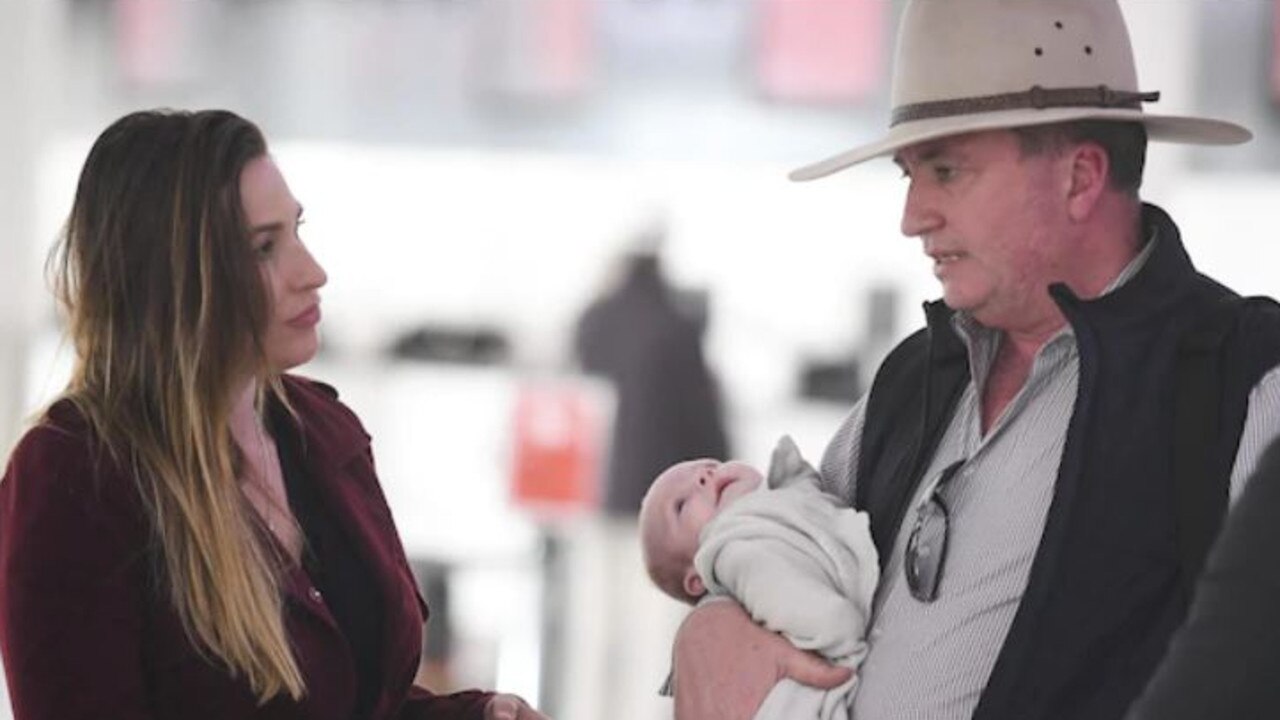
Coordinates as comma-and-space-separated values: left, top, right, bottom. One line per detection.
1085, 46, 1093, 55
1035, 47, 1044, 56
1054, 21, 1064, 29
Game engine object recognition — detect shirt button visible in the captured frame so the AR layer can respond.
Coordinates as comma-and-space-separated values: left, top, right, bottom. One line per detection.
309, 587, 323, 602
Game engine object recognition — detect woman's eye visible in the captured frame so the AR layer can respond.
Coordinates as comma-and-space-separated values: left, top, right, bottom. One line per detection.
255, 239, 276, 258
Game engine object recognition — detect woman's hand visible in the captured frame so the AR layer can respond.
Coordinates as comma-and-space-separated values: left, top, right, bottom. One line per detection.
484, 693, 550, 720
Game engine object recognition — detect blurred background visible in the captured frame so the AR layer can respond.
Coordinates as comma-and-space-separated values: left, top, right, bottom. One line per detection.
2, 1, 1279, 718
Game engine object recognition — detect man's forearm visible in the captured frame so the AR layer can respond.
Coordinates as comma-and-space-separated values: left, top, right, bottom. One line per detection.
672, 601, 778, 720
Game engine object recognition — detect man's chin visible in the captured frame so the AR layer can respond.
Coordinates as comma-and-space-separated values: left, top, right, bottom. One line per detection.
940, 292, 975, 312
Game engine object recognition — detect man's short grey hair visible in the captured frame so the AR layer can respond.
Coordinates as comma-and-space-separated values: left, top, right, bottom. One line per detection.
1012, 121, 1149, 196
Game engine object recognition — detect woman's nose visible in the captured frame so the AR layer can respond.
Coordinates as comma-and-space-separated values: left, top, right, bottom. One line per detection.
295, 244, 328, 291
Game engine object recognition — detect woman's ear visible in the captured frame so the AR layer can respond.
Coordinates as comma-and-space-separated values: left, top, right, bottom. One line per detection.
683, 568, 706, 599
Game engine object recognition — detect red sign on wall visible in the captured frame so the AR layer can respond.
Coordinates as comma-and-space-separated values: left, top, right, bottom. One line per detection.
509, 380, 607, 518
756, 0, 886, 103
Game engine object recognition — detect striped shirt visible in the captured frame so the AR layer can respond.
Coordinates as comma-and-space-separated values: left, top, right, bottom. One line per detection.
819, 238, 1280, 720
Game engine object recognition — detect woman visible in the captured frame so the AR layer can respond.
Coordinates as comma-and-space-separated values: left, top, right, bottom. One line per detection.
0, 110, 544, 720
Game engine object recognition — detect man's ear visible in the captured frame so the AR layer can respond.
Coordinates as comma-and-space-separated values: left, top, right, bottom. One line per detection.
683, 568, 706, 598
1064, 141, 1109, 221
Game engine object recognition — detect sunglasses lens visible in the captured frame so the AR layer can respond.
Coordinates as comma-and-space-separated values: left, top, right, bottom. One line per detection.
906, 499, 948, 602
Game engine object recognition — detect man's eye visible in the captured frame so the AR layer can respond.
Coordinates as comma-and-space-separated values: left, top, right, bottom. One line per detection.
933, 165, 957, 183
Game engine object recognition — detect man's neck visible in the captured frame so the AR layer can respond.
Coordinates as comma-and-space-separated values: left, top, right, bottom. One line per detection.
997, 199, 1145, 355
1063, 197, 1146, 301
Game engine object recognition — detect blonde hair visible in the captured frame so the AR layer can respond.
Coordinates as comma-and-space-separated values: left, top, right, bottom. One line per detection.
51, 109, 303, 702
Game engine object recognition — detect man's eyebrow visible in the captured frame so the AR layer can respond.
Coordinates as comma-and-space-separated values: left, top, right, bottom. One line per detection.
916, 144, 951, 163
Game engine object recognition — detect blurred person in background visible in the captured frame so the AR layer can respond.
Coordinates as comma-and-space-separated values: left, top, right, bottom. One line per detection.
574, 229, 729, 517
672, 1, 1280, 719
0, 109, 546, 720
572, 227, 729, 720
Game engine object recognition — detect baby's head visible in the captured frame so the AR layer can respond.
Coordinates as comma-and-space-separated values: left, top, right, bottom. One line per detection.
639, 457, 764, 604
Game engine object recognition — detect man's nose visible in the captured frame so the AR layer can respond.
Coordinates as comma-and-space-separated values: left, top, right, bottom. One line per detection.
900, 179, 942, 238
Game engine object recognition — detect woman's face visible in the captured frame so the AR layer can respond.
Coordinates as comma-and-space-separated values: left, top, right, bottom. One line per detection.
239, 155, 327, 372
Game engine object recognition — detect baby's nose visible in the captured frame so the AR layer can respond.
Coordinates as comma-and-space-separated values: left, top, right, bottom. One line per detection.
697, 464, 717, 485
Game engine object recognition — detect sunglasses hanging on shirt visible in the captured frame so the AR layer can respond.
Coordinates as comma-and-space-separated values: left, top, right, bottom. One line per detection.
904, 460, 966, 603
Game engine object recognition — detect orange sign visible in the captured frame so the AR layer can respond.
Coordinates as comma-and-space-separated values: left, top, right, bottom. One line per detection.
510, 381, 607, 517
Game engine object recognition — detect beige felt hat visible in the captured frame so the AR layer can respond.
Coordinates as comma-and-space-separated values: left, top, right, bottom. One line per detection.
790, 0, 1251, 181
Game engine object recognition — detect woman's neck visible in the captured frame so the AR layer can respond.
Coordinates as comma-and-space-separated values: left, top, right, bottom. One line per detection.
228, 380, 260, 440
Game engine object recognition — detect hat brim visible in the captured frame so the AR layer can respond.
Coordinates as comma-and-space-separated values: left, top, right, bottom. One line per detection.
788, 108, 1252, 181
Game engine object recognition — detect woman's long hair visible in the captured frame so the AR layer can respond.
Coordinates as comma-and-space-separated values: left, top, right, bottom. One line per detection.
49, 109, 303, 702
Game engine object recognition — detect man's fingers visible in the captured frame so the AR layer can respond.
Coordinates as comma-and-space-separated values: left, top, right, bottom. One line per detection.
486, 695, 520, 720
781, 649, 853, 690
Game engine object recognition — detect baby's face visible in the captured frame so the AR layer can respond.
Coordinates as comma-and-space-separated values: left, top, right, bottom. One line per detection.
641, 458, 764, 562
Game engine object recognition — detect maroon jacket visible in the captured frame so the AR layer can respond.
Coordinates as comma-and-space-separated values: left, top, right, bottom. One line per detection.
0, 375, 492, 719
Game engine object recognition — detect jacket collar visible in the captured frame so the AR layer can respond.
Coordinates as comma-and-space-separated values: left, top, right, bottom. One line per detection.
277, 375, 371, 470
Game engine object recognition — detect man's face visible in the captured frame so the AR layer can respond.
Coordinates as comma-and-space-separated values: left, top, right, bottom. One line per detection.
894, 129, 1071, 332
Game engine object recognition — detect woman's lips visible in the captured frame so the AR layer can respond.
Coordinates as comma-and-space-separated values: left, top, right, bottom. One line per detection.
286, 304, 321, 329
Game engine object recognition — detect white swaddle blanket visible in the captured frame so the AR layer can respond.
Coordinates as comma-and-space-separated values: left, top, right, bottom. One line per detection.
693, 436, 879, 720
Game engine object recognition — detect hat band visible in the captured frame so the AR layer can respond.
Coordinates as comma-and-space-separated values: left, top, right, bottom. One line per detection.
891, 85, 1161, 126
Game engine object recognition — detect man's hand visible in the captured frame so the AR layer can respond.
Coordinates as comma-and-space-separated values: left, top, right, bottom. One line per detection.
672, 600, 852, 720
484, 693, 549, 720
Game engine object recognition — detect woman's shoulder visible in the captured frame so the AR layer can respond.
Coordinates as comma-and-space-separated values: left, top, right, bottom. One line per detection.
9, 398, 100, 470
3, 399, 146, 534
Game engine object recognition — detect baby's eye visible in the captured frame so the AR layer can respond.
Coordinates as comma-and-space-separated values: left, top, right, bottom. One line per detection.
675, 499, 686, 515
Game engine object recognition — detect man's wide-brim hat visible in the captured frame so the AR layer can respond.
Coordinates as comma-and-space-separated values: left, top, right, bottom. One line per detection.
790, 0, 1251, 181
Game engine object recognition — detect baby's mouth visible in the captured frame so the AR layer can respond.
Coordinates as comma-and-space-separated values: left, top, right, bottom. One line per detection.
715, 479, 734, 504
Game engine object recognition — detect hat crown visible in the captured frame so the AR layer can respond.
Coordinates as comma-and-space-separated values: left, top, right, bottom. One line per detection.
891, 0, 1139, 109
787, 0, 1249, 181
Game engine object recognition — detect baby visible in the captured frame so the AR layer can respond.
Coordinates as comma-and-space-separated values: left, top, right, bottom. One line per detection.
639, 436, 879, 720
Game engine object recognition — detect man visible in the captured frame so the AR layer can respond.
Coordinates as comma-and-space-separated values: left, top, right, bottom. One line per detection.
672, 2, 1280, 719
